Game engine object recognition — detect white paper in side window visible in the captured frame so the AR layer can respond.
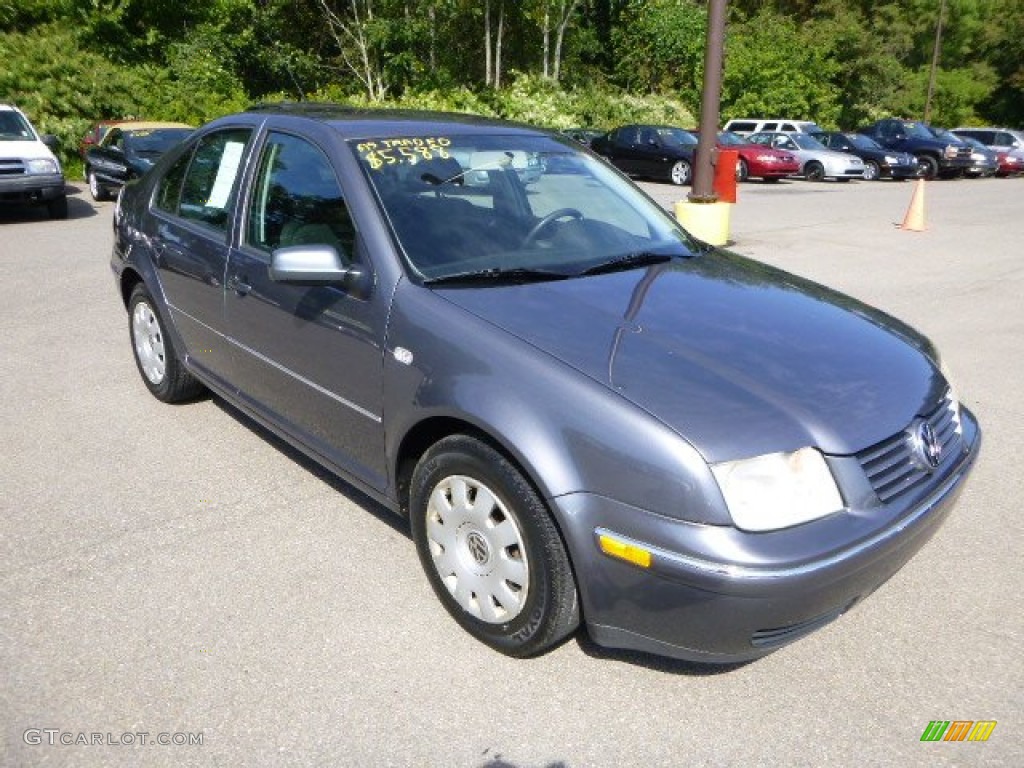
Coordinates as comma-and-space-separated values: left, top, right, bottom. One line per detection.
206, 141, 245, 210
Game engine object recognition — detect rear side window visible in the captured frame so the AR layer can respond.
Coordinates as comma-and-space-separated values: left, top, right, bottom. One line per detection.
727, 121, 756, 134
762, 122, 779, 132
155, 128, 251, 232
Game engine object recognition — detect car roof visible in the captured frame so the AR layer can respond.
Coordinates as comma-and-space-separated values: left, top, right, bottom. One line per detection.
106, 121, 194, 132
240, 102, 546, 139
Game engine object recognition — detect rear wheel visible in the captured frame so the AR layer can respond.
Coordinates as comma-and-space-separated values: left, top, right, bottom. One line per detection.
670, 159, 692, 186
128, 284, 204, 403
735, 158, 749, 182
804, 161, 825, 181
863, 160, 880, 181
410, 435, 580, 657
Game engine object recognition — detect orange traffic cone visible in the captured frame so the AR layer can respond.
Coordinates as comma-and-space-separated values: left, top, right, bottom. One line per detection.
900, 178, 926, 231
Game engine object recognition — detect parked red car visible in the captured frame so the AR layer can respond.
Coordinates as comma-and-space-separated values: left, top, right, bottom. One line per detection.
717, 130, 800, 182
994, 149, 1024, 177
78, 120, 116, 159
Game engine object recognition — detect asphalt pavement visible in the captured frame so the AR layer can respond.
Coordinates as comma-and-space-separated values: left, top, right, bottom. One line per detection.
1, 175, 1021, 767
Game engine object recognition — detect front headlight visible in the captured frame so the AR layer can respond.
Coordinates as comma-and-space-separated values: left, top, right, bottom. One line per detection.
711, 447, 843, 532
885, 155, 899, 164
26, 158, 59, 175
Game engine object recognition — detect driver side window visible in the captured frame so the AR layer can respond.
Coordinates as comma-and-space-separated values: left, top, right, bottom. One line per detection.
246, 132, 357, 261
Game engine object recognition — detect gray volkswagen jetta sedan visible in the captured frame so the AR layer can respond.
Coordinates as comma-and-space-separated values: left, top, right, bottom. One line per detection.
111, 103, 980, 663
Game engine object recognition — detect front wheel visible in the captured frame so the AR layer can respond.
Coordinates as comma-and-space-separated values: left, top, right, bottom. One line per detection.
735, 158, 749, 182
410, 435, 579, 657
916, 155, 939, 180
804, 161, 825, 181
87, 169, 109, 202
128, 284, 204, 403
46, 195, 68, 219
863, 160, 880, 181
670, 159, 692, 186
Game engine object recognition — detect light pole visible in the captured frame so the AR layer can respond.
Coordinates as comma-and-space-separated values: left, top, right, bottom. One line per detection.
924, 0, 947, 123
690, 0, 728, 202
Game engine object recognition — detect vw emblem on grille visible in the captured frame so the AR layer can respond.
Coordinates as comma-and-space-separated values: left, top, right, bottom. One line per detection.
465, 531, 490, 565
909, 419, 942, 471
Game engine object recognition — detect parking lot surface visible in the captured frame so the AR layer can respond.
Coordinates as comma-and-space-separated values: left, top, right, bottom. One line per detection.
2, 176, 1021, 767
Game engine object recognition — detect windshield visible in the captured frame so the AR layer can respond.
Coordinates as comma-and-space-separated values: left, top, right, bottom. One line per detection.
846, 134, 880, 150
901, 121, 936, 140
0, 110, 36, 141
656, 127, 698, 147
352, 133, 699, 282
125, 129, 193, 156
791, 133, 827, 150
717, 131, 750, 147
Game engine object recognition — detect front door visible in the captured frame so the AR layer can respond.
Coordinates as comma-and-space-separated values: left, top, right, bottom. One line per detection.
224, 130, 388, 490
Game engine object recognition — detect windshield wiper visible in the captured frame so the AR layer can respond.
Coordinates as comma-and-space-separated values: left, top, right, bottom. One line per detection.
423, 266, 571, 286
577, 251, 674, 276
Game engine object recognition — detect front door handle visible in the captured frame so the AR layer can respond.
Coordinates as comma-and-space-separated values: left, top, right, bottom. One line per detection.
228, 275, 252, 295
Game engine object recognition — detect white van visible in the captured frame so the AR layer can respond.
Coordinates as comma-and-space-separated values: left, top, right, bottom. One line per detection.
723, 118, 823, 137
0, 104, 68, 219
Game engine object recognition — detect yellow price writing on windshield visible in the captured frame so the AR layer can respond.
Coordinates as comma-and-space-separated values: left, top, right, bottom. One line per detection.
356, 137, 452, 170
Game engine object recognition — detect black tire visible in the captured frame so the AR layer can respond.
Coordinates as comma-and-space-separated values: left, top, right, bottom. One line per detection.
46, 195, 68, 220
863, 160, 880, 181
669, 159, 692, 186
128, 283, 204, 403
735, 158, 749, 182
410, 435, 580, 657
916, 155, 939, 180
804, 161, 825, 181
87, 169, 109, 202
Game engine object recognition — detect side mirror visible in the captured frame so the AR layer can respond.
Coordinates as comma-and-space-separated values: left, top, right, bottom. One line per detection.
270, 244, 369, 297
41, 134, 60, 153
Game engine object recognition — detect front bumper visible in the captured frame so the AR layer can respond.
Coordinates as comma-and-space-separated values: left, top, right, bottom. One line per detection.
0, 173, 66, 205
555, 408, 980, 663
883, 163, 921, 179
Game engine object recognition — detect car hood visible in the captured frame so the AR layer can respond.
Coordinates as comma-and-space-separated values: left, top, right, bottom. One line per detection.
0, 138, 57, 161
436, 253, 943, 462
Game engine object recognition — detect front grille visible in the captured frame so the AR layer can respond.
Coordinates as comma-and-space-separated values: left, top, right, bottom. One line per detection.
856, 392, 962, 504
0, 158, 27, 177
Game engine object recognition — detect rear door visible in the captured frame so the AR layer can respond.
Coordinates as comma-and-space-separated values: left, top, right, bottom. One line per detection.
152, 126, 254, 387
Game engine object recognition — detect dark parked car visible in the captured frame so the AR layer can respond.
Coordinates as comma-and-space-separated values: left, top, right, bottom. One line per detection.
591, 124, 697, 185
950, 135, 999, 178
85, 122, 193, 200
715, 130, 799, 182
814, 131, 920, 181
857, 119, 973, 179
111, 104, 980, 663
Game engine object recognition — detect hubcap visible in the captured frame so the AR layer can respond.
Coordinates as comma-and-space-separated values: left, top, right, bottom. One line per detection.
672, 162, 690, 185
425, 475, 529, 624
132, 301, 166, 384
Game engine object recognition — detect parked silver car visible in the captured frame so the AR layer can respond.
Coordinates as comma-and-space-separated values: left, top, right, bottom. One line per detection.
111, 104, 979, 664
749, 131, 865, 181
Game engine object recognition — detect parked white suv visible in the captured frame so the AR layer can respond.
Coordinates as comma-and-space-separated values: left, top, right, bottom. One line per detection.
0, 104, 68, 219
723, 118, 823, 137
